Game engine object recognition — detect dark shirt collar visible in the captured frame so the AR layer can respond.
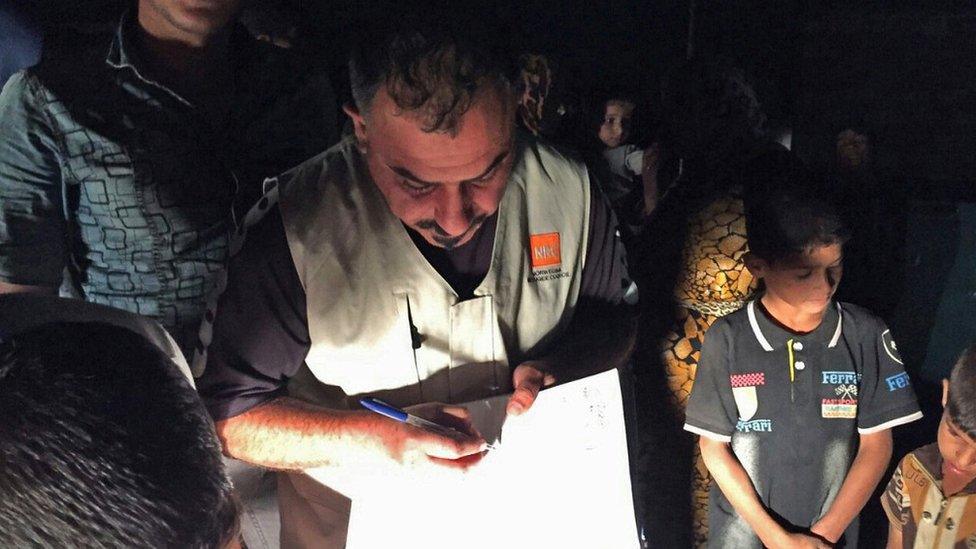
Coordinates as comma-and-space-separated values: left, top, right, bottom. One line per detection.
104, 9, 262, 105
105, 10, 139, 71
747, 297, 843, 351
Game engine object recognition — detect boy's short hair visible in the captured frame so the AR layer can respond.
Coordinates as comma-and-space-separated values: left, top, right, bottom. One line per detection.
745, 176, 850, 264
947, 344, 976, 438
0, 323, 237, 547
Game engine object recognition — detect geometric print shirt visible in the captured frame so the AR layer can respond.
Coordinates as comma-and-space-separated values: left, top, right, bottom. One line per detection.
882, 443, 976, 549
0, 13, 336, 354
685, 299, 923, 548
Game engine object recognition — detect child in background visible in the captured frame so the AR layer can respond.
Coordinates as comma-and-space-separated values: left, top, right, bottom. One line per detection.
598, 97, 637, 149
591, 95, 659, 240
597, 97, 645, 191
684, 180, 922, 548
882, 345, 976, 548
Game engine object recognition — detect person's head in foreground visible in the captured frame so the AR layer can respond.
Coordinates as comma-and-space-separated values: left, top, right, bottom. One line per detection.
0, 323, 238, 548
744, 180, 850, 323
941, 344, 976, 485
345, 12, 516, 251
597, 97, 636, 149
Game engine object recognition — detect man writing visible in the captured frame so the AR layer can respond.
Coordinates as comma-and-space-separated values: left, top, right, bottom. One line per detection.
0, 0, 336, 353
197, 13, 637, 547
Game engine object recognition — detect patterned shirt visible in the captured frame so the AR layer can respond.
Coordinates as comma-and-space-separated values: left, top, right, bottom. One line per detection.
684, 299, 922, 548
883, 443, 976, 548
0, 13, 337, 353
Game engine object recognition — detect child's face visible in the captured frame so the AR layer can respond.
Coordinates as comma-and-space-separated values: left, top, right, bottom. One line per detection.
747, 243, 843, 318
939, 381, 976, 480
598, 101, 634, 148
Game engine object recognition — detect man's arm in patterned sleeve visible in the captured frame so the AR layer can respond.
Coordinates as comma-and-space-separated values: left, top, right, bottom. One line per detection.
0, 72, 66, 294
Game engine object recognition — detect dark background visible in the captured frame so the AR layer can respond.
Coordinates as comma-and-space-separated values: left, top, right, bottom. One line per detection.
15, 0, 976, 546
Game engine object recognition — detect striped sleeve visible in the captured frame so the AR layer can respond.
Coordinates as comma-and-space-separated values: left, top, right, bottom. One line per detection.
881, 455, 911, 530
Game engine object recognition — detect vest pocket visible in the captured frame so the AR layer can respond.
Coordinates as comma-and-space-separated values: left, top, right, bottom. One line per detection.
302, 293, 423, 407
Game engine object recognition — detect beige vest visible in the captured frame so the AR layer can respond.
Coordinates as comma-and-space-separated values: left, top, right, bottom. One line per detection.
277, 135, 590, 408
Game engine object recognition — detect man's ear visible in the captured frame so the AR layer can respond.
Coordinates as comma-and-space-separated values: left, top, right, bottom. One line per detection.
943, 378, 950, 407
343, 103, 368, 145
743, 252, 767, 278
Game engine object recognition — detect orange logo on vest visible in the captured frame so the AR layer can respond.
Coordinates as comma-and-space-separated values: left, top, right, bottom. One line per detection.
530, 232, 561, 268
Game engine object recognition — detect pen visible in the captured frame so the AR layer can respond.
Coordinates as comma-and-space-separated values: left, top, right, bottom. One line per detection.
359, 397, 496, 451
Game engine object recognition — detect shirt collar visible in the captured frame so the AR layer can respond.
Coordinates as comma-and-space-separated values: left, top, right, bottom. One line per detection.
746, 298, 843, 352
103, 9, 261, 106
105, 10, 138, 71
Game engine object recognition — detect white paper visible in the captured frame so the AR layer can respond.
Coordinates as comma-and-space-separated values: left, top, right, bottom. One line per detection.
346, 369, 640, 549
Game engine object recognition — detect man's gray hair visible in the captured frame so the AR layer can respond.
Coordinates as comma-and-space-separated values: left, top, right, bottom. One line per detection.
348, 16, 511, 134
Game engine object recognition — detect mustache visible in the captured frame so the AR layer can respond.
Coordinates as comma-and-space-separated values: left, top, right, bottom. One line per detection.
415, 213, 488, 250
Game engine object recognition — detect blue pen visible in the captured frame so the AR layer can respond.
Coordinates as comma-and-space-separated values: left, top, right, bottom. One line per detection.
360, 397, 495, 450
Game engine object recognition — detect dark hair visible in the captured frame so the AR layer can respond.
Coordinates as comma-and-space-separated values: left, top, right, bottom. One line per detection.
745, 176, 850, 264
947, 344, 976, 438
348, 9, 511, 134
589, 91, 638, 133
0, 323, 237, 547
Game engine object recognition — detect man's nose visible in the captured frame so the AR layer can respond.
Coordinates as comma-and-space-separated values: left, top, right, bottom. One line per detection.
434, 186, 471, 236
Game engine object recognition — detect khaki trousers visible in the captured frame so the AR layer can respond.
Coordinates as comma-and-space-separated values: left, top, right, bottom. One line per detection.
277, 472, 351, 549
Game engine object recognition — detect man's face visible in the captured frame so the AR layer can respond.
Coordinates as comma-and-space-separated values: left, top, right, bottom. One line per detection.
347, 85, 516, 249
748, 243, 844, 318
140, 0, 242, 39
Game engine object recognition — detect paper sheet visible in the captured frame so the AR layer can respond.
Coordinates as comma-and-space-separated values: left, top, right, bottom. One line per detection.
346, 369, 640, 549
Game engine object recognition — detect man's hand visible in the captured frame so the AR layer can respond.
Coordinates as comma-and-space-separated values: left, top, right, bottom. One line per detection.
214, 397, 487, 482
367, 402, 488, 473
506, 362, 556, 416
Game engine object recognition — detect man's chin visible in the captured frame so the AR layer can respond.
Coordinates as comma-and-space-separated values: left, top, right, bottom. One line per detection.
429, 231, 473, 250
417, 218, 486, 250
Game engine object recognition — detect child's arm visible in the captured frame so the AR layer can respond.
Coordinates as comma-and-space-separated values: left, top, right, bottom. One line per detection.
810, 430, 893, 542
885, 521, 903, 549
700, 437, 832, 549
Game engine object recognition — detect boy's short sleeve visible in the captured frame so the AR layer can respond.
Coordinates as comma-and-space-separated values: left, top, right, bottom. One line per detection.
684, 320, 739, 442
856, 321, 922, 433
880, 456, 911, 530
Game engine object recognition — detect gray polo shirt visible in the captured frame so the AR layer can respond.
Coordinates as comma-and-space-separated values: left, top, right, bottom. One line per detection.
684, 299, 922, 548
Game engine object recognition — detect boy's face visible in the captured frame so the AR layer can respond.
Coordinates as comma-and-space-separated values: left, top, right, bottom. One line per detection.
747, 243, 843, 318
939, 380, 976, 480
